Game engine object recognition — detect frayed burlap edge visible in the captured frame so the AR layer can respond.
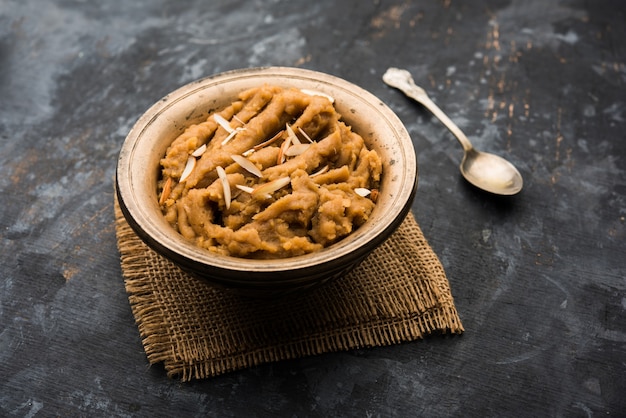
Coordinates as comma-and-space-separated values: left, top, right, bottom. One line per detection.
114, 198, 463, 381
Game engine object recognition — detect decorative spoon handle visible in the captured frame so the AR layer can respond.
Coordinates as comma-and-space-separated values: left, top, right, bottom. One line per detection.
383, 67, 473, 152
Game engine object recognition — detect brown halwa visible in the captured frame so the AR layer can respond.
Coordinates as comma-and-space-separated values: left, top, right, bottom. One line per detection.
158, 85, 382, 259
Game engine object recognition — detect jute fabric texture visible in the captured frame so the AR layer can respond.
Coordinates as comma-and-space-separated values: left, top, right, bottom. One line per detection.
114, 198, 463, 381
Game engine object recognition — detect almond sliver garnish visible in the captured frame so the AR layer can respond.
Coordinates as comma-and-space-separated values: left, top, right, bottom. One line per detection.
284, 143, 310, 157
277, 134, 292, 164
216, 166, 231, 209
180, 156, 196, 182
300, 89, 335, 103
252, 177, 291, 199
354, 187, 371, 197
310, 165, 329, 177
214, 114, 245, 145
214, 114, 234, 133
231, 154, 263, 178
221, 128, 244, 145
298, 127, 314, 143
235, 184, 255, 194
159, 177, 173, 205
254, 130, 284, 151
286, 123, 301, 145
191, 144, 207, 157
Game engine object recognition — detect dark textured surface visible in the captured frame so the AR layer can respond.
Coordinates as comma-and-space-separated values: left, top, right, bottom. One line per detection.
1, 0, 624, 416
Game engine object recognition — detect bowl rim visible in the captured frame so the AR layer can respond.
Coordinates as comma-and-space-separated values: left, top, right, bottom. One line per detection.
116, 66, 417, 276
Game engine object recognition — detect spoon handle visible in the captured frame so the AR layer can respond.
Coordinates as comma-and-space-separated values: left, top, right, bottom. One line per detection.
383, 67, 474, 152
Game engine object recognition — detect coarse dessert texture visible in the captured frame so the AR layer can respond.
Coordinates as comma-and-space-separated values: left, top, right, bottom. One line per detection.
158, 85, 382, 259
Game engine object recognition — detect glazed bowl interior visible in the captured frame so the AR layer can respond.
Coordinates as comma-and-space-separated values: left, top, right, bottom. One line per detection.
116, 67, 417, 292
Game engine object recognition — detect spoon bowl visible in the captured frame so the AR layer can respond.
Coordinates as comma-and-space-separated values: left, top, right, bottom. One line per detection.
461, 149, 523, 195
383, 67, 523, 196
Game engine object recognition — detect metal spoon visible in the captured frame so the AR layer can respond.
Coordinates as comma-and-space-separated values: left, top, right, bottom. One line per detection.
383, 67, 523, 196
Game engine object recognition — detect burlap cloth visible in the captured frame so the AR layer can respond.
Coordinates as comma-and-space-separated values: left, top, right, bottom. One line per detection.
114, 198, 463, 381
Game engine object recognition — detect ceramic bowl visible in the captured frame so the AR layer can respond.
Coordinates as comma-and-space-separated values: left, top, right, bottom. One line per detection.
116, 67, 417, 296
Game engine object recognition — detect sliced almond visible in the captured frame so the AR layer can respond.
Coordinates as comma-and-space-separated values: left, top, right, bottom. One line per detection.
354, 187, 371, 197
231, 154, 263, 178
216, 166, 231, 209
310, 165, 329, 177
284, 143, 310, 157
159, 177, 173, 205
298, 127, 314, 143
300, 89, 335, 103
213, 114, 234, 133
277, 135, 292, 165
221, 128, 244, 145
191, 144, 207, 157
214, 114, 245, 145
252, 177, 291, 199
254, 130, 284, 151
286, 123, 301, 145
179, 156, 196, 182
235, 184, 255, 194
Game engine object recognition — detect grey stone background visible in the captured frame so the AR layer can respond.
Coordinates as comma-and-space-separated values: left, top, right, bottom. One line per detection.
1, 0, 624, 416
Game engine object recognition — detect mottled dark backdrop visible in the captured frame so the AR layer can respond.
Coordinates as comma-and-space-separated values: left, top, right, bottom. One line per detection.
1, 0, 624, 416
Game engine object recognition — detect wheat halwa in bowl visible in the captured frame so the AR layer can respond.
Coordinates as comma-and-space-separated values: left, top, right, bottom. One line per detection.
116, 67, 417, 296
